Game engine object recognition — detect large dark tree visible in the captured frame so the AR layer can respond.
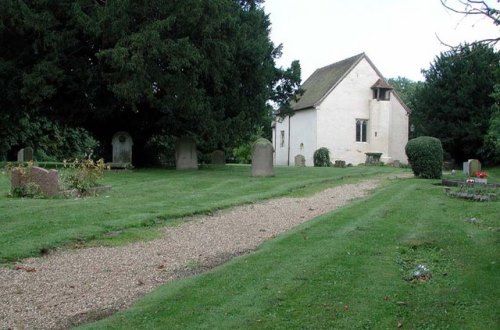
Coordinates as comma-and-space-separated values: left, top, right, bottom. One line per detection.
0, 0, 300, 163
412, 43, 500, 163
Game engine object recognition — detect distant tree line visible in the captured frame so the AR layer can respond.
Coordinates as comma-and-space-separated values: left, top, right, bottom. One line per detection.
0, 0, 301, 165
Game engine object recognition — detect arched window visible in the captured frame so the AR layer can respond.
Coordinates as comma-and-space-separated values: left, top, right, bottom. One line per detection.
356, 119, 368, 142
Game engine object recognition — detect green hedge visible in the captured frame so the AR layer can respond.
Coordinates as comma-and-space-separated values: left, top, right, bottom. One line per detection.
405, 136, 443, 179
313, 147, 331, 167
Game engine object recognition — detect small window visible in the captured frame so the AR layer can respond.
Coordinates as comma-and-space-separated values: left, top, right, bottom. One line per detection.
280, 130, 285, 148
373, 88, 390, 101
356, 119, 368, 142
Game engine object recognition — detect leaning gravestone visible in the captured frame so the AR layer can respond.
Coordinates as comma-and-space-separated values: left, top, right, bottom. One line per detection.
175, 136, 198, 170
111, 131, 133, 168
468, 159, 481, 176
211, 150, 225, 165
11, 166, 59, 197
251, 138, 274, 177
17, 147, 34, 162
294, 154, 305, 167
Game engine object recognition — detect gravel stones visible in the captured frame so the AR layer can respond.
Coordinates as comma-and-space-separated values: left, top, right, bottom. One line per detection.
0, 180, 380, 329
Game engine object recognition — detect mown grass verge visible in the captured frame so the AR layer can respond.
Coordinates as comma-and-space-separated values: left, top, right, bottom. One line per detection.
80, 177, 499, 329
0, 165, 403, 264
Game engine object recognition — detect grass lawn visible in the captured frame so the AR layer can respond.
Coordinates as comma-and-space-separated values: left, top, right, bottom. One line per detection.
79, 176, 499, 329
0, 165, 403, 264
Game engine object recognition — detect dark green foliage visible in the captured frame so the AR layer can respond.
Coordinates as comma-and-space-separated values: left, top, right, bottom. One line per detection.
480, 84, 500, 164
313, 147, 331, 167
388, 76, 422, 111
412, 44, 500, 163
405, 136, 443, 179
0, 0, 301, 164
273, 59, 304, 118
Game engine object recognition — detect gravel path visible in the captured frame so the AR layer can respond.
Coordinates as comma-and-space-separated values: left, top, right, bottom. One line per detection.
0, 179, 381, 329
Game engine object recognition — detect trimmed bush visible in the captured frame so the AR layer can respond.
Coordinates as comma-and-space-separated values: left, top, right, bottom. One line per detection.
405, 136, 443, 179
313, 147, 331, 167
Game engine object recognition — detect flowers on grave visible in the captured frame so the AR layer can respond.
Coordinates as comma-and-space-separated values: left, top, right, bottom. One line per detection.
472, 171, 488, 179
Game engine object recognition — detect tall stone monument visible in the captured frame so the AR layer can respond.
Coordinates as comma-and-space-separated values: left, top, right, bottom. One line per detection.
251, 138, 274, 177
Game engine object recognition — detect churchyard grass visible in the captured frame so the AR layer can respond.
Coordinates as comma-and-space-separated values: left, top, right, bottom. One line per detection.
80, 176, 499, 329
0, 165, 402, 264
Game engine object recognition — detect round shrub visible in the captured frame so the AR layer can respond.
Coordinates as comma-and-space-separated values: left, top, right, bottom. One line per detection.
313, 147, 331, 167
405, 136, 443, 179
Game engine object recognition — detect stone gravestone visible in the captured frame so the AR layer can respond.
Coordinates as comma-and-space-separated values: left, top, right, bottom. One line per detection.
17, 149, 24, 162
334, 160, 346, 168
468, 159, 481, 176
463, 161, 469, 176
111, 132, 133, 168
17, 147, 33, 162
294, 154, 305, 167
251, 138, 274, 177
175, 136, 198, 170
211, 150, 225, 165
11, 166, 59, 197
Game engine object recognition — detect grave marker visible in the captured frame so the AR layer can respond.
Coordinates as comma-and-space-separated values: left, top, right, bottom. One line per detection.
175, 137, 198, 170
11, 166, 59, 197
251, 138, 274, 177
211, 150, 225, 165
111, 132, 133, 168
294, 154, 305, 167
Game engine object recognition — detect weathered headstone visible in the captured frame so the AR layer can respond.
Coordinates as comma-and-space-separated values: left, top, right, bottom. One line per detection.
24, 147, 33, 161
175, 136, 198, 170
17, 147, 33, 162
468, 159, 481, 176
463, 161, 469, 176
111, 131, 133, 168
334, 160, 346, 168
11, 166, 59, 197
251, 138, 274, 177
294, 154, 305, 167
211, 150, 225, 165
17, 149, 24, 162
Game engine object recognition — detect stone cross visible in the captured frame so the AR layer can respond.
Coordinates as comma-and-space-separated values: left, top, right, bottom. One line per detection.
251, 138, 274, 177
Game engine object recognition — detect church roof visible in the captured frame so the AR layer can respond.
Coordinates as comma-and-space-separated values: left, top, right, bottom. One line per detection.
292, 53, 365, 111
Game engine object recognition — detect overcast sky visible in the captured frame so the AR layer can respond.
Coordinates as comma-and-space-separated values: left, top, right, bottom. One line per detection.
264, 0, 499, 82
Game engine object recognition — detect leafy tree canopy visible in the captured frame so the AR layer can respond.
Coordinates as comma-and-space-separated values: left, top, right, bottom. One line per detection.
412, 43, 500, 164
0, 0, 301, 164
388, 76, 423, 112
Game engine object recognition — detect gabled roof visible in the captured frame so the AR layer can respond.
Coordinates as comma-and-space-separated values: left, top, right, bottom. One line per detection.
291, 53, 410, 114
371, 78, 393, 90
292, 53, 365, 111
